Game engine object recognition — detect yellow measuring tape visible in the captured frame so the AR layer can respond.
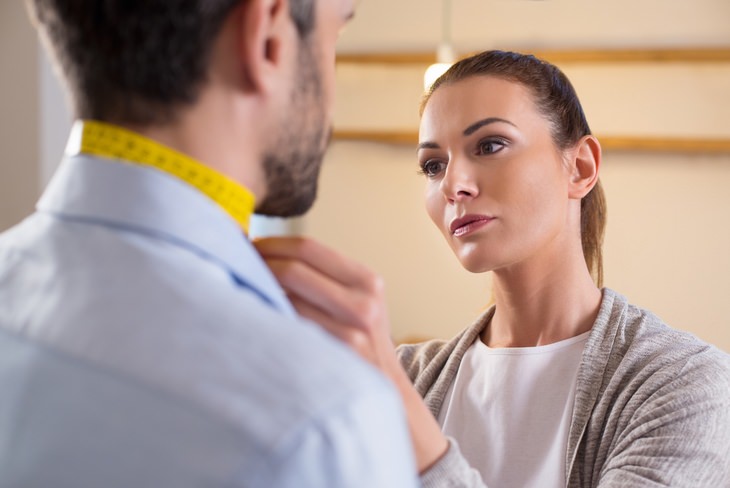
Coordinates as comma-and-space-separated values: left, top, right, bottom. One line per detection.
66, 120, 255, 233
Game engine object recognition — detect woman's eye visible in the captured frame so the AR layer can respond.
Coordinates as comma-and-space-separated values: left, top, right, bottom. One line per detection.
419, 159, 446, 177
478, 139, 506, 155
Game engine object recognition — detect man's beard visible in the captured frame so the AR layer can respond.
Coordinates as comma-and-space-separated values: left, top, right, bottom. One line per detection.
255, 42, 329, 217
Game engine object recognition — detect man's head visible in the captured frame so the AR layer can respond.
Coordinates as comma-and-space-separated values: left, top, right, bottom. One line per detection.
28, 0, 354, 217
26, 0, 316, 124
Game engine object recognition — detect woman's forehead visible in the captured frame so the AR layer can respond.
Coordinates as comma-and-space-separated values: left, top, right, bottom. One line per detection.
429, 77, 534, 110
420, 77, 542, 132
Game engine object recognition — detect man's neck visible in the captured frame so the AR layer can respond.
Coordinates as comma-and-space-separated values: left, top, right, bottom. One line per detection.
118, 99, 265, 203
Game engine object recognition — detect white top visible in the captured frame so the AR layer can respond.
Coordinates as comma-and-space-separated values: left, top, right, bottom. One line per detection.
438, 330, 591, 488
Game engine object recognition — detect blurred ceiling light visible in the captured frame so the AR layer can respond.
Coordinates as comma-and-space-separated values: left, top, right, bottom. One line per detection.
424, 0, 455, 90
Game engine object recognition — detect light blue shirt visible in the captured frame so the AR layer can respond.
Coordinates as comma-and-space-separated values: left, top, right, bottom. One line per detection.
0, 154, 418, 488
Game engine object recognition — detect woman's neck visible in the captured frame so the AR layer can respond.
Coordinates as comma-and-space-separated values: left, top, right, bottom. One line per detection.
483, 253, 602, 348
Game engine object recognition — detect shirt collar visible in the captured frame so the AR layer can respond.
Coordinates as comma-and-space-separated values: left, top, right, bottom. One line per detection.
65, 120, 256, 234
37, 154, 295, 316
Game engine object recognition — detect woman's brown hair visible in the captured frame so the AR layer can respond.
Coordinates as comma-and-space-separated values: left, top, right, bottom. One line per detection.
422, 50, 607, 286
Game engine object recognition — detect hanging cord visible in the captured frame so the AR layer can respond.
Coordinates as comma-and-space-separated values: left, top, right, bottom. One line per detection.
438, 0, 455, 63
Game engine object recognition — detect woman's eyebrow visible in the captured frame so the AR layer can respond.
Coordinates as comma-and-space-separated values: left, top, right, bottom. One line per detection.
463, 117, 516, 136
418, 117, 516, 152
417, 141, 440, 152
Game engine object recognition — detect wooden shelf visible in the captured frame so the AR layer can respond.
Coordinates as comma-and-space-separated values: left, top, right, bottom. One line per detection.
337, 47, 730, 65
334, 47, 730, 154
333, 130, 730, 154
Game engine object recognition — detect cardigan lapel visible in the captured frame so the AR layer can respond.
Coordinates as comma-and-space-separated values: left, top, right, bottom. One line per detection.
565, 289, 627, 486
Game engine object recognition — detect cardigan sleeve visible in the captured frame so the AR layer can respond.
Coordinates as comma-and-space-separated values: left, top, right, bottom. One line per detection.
396, 331, 490, 488
420, 438, 488, 488
594, 346, 730, 487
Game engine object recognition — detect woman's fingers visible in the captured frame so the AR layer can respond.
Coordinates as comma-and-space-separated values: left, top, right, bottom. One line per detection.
255, 238, 449, 472
266, 256, 382, 330
255, 236, 393, 368
255, 237, 379, 292
257, 237, 387, 331
288, 294, 377, 364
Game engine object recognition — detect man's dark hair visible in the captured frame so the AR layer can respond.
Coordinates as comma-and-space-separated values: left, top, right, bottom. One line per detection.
27, 0, 316, 125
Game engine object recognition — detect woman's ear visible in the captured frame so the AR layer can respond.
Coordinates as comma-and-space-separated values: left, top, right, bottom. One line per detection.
568, 135, 602, 200
237, 0, 292, 94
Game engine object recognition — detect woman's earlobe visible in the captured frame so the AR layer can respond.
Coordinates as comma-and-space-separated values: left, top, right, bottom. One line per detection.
569, 135, 601, 200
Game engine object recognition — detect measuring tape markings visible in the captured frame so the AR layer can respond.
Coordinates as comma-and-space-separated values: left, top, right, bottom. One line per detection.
72, 120, 255, 233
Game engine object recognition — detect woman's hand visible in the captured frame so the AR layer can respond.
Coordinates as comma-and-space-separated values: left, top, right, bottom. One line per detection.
254, 236, 450, 473
253, 236, 397, 373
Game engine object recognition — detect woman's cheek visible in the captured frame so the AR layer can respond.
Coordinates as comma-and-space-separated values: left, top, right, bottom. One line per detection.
424, 184, 446, 234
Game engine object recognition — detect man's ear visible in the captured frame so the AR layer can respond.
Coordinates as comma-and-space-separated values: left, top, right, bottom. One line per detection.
238, 0, 292, 93
568, 135, 601, 200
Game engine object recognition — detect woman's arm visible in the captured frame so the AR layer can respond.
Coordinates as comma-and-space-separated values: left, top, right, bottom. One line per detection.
593, 351, 730, 487
254, 236, 450, 473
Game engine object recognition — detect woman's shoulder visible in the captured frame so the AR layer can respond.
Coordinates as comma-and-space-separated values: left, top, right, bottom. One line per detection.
396, 307, 494, 385
567, 290, 730, 486
596, 288, 730, 397
396, 338, 452, 380
611, 289, 728, 360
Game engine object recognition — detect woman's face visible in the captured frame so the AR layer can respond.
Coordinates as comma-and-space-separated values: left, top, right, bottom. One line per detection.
419, 76, 573, 274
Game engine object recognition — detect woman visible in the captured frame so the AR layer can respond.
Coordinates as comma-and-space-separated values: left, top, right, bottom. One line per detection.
255, 50, 730, 487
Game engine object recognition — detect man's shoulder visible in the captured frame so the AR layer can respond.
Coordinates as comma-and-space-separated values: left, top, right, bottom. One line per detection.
0, 210, 399, 451
1, 225, 409, 485
0, 324, 411, 487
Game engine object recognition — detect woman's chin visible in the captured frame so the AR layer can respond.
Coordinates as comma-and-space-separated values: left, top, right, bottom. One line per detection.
456, 253, 496, 274
450, 239, 508, 274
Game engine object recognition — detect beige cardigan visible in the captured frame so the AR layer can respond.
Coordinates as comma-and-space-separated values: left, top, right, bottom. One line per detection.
397, 289, 730, 487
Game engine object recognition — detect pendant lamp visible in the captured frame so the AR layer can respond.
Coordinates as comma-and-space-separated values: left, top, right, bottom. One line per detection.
424, 0, 455, 90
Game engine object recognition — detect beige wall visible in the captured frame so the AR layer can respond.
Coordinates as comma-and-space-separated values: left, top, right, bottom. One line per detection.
1, 0, 728, 354
0, 2, 39, 231
339, 0, 730, 54
334, 62, 730, 138
304, 55, 730, 353
307, 143, 730, 353
602, 153, 730, 348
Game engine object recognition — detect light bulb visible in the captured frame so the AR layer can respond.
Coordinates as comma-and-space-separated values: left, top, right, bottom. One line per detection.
423, 43, 455, 90
424, 63, 452, 90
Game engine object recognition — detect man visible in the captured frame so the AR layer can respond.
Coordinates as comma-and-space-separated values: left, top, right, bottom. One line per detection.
0, 1, 418, 486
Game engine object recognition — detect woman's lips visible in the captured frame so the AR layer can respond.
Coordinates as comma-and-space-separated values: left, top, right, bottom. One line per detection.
450, 215, 495, 237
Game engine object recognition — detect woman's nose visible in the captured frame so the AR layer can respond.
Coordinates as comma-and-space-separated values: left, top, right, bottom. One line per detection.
441, 160, 479, 203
